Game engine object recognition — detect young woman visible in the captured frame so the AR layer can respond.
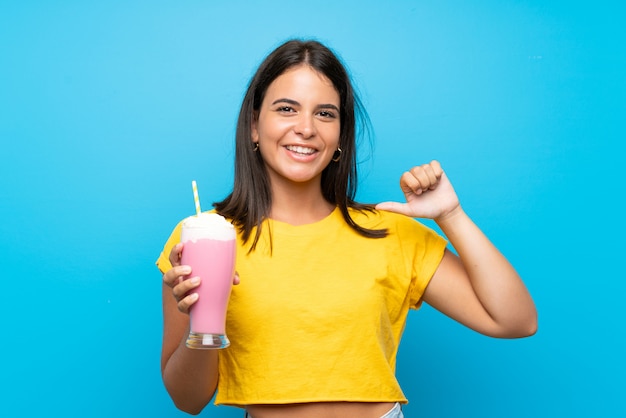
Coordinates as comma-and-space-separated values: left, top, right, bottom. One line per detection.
157, 39, 537, 418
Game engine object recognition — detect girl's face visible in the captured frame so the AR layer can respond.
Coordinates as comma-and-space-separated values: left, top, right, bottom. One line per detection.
252, 65, 341, 190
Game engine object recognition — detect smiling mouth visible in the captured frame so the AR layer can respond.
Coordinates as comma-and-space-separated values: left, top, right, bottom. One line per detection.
285, 145, 317, 155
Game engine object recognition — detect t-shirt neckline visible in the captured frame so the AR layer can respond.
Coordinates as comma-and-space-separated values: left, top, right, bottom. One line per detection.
267, 206, 341, 235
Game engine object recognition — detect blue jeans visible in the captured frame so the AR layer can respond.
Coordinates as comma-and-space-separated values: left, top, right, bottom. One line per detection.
244, 403, 403, 418
381, 403, 404, 418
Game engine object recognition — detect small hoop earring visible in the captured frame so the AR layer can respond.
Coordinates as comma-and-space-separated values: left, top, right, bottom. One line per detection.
253, 142, 259, 152
332, 147, 342, 162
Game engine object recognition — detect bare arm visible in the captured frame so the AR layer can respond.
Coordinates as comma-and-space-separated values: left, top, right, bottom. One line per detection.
377, 161, 537, 338
425, 208, 537, 337
161, 243, 219, 414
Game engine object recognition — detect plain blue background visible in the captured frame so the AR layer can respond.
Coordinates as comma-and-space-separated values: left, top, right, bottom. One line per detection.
1, 1, 624, 417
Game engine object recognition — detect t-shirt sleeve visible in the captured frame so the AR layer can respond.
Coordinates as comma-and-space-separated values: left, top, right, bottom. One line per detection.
155, 221, 183, 274
405, 219, 448, 309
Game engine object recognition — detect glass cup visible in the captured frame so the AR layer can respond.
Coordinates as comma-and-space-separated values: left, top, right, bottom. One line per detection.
180, 213, 236, 349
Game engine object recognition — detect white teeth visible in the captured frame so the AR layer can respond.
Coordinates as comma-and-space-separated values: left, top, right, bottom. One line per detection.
286, 145, 316, 155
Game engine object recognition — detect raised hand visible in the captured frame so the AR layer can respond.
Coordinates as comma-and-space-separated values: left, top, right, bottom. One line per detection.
375, 160, 461, 220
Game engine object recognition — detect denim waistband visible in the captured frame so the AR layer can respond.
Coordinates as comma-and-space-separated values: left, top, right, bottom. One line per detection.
244, 402, 403, 418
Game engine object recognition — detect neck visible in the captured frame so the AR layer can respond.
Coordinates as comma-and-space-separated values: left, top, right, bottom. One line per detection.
269, 180, 335, 225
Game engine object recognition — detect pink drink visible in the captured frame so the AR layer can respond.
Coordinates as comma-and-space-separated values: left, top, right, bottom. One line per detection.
181, 213, 236, 349
182, 238, 235, 334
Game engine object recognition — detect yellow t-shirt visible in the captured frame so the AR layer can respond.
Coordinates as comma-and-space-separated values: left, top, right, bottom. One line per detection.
156, 207, 447, 406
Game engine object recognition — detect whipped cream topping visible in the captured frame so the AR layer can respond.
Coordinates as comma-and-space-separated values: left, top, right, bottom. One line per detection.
181, 213, 235, 242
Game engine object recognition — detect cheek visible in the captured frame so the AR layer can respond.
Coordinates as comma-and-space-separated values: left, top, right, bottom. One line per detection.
323, 125, 341, 146
257, 119, 291, 142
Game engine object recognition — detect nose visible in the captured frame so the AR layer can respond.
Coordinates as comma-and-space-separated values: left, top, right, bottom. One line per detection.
293, 114, 316, 139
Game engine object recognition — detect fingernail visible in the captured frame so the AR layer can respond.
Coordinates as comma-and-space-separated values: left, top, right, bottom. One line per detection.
190, 277, 200, 285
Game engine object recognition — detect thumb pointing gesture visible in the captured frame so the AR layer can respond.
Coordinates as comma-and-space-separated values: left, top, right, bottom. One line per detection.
376, 160, 460, 220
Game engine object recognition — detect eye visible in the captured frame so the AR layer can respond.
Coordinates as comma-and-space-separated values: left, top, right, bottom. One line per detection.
276, 106, 295, 113
318, 110, 337, 119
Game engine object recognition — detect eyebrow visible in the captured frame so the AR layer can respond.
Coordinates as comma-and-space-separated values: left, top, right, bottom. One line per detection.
271, 98, 340, 112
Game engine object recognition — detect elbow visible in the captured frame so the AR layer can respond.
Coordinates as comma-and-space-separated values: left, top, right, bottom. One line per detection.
523, 316, 539, 338
482, 307, 538, 338
524, 317, 539, 337
520, 306, 539, 337
161, 359, 217, 415
500, 313, 538, 339
172, 401, 204, 416
166, 388, 209, 415
511, 321, 537, 339
163, 381, 214, 415
500, 298, 539, 338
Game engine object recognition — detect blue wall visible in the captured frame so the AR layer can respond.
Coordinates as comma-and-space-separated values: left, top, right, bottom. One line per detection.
1, 1, 624, 416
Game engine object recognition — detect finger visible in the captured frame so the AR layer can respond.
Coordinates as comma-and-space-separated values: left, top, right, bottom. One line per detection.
429, 160, 443, 177
177, 292, 199, 314
162, 265, 192, 288
421, 163, 439, 190
400, 171, 424, 195
172, 276, 200, 300
376, 201, 413, 216
409, 165, 437, 192
169, 243, 184, 267
428, 160, 444, 188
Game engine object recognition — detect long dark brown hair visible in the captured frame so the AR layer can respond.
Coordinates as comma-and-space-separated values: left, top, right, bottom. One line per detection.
214, 39, 386, 250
